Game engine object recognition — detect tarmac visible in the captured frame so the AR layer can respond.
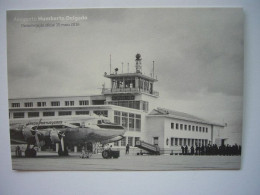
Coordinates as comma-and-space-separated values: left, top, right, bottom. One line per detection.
11, 151, 241, 171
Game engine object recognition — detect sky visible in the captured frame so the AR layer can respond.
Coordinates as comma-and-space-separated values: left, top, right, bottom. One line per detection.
7, 8, 244, 144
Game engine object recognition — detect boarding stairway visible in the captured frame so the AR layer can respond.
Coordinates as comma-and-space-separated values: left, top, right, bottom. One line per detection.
135, 140, 160, 155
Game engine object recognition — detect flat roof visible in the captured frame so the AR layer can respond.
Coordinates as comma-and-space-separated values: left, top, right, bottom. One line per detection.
9, 94, 105, 101
9, 104, 145, 114
104, 72, 158, 82
147, 107, 225, 127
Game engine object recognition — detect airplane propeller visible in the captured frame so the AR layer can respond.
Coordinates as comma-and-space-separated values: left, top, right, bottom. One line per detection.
58, 132, 65, 152
50, 129, 66, 152
32, 119, 42, 149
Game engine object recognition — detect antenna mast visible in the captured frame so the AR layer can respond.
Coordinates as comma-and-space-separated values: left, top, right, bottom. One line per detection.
110, 54, 111, 74
153, 61, 155, 78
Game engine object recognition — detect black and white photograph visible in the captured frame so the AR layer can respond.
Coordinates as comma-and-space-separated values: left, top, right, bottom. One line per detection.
7, 8, 243, 171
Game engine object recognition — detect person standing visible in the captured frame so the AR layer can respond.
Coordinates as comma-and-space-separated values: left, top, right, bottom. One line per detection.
191, 146, 194, 155
126, 144, 129, 154
181, 146, 184, 155
185, 145, 188, 155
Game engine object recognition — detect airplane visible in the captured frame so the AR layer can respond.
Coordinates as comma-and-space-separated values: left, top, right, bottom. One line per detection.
10, 115, 126, 158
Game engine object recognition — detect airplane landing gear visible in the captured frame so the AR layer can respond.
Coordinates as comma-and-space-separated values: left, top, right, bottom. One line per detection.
25, 147, 37, 157
58, 148, 69, 156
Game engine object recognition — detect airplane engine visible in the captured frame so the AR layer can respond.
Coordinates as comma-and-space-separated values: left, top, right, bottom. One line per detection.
22, 125, 34, 142
101, 135, 124, 145
49, 129, 61, 143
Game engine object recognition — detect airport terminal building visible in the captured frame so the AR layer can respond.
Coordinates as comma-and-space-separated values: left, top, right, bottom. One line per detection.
8, 54, 225, 154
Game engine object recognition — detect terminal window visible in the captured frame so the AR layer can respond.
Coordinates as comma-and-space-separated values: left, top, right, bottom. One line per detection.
176, 123, 179, 130
171, 138, 174, 146
153, 137, 159, 145
114, 111, 121, 125
76, 111, 89, 115
196, 126, 198, 132
179, 138, 183, 146
24, 102, 33, 107
122, 112, 128, 129
189, 125, 191, 131
199, 127, 201, 132
171, 123, 174, 129
206, 127, 208, 133
135, 116, 141, 131
79, 100, 89, 105
12, 103, 20, 107
184, 125, 187, 130
129, 118, 134, 131
51, 101, 60, 106
121, 137, 126, 146
134, 137, 140, 146
175, 138, 178, 146
43, 112, 55, 117
180, 124, 183, 130
65, 101, 74, 106
58, 111, 72, 116
13, 112, 24, 118
28, 112, 39, 118
94, 110, 108, 117
37, 102, 46, 107
192, 126, 195, 131
128, 137, 133, 146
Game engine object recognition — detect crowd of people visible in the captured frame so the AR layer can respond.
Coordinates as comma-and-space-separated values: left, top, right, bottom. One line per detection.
180, 144, 241, 156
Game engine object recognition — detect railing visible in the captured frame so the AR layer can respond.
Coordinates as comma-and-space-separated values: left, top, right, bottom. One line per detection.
102, 87, 159, 97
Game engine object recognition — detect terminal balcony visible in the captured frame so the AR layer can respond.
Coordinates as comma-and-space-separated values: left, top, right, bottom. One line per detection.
101, 87, 159, 97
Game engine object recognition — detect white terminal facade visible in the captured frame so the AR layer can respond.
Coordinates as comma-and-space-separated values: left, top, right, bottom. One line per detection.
9, 54, 225, 153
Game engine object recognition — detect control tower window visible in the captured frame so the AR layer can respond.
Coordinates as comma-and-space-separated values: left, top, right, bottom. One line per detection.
124, 77, 135, 88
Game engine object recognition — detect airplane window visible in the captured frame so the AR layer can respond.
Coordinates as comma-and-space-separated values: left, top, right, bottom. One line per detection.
71, 123, 80, 127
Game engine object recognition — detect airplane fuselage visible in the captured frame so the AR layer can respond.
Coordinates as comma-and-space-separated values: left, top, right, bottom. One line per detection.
10, 115, 126, 148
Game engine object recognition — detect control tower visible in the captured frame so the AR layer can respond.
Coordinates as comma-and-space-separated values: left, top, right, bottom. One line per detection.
102, 54, 159, 112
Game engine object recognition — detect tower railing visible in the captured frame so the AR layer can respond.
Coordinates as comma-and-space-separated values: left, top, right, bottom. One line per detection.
101, 87, 159, 97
